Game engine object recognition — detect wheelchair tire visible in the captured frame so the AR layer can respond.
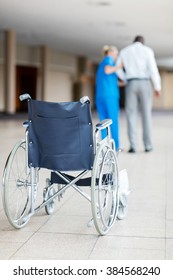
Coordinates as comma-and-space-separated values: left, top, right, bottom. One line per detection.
91, 142, 119, 235
2, 140, 31, 228
44, 182, 56, 215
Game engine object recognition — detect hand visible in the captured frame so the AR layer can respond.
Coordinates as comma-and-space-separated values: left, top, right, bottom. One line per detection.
105, 63, 123, 74
118, 80, 126, 87
154, 90, 161, 98
117, 63, 123, 69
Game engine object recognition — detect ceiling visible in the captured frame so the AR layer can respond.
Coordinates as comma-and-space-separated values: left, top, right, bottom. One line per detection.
0, 0, 173, 68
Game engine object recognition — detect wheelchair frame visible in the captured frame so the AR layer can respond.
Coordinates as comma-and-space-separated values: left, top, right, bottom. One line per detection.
2, 94, 127, 235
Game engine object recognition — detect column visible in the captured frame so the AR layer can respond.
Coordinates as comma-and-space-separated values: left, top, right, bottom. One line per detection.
73, 56, 95, 107
41, 45, 49, 101
73, 56, 86, 101
4, 30, 16, 114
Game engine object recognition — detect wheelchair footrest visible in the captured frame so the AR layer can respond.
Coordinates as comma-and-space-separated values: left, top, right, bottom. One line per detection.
51, 172, 91, 186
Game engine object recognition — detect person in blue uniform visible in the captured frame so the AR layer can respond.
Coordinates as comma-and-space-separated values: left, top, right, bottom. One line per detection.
95, 45, 123, 151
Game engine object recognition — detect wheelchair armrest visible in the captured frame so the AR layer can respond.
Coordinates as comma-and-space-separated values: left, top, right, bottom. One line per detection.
19, 93, 31, 101
96, 119, 112, 130
94, 119, 114, 152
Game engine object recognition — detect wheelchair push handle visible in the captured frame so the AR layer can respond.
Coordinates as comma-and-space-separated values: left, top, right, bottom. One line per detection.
19, 93, 31, 101
80, 96, 90, 104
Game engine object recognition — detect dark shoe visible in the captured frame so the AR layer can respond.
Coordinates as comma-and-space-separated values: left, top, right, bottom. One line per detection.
145, 148, 153, 152
128, 148, 136, 153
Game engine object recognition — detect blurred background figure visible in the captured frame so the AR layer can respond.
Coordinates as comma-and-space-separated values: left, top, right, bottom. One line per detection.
95, 45, 123, 151
117, 35, 161, 153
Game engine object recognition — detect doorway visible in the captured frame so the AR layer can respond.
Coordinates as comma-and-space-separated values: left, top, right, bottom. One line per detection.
16, 66, 37, 112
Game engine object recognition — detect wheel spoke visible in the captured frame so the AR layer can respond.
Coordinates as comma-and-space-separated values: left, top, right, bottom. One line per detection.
2, 140, 31, 228
91, 142, 119, 235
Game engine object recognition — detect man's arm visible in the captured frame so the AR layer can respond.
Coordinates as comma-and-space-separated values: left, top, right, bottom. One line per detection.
148, 49, 161, 95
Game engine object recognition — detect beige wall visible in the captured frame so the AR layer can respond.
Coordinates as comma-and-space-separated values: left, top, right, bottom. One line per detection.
1, 42, 173, 112
153, 70, 173, 109
0, 43, 77, 111
16, 44, 40, 66
46, 70, 72, 102
46, 49, 77, 102
16, 44, 77, 103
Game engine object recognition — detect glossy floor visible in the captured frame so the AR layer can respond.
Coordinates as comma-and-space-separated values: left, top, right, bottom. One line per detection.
0, 110, 173, 260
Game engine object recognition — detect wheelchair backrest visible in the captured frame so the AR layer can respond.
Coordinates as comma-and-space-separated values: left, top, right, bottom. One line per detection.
27, 99, 94, 171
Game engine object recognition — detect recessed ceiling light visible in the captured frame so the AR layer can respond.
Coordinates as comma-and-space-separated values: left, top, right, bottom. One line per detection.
106, 21, 126, 27
97, 1, 111, 5
87, 1, 112, 6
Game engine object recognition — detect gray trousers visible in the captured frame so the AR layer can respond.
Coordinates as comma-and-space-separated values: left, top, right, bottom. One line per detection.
125, 80, 153, 150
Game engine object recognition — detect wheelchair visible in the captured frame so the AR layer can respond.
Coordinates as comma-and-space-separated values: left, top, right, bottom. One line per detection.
2, 94, 129, 235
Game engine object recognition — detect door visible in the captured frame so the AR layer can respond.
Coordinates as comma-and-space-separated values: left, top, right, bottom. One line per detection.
16, 66, 37, 112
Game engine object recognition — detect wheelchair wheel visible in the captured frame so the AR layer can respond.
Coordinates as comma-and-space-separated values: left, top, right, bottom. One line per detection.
91, 142, 119, 235
2, 140, 31, 228
44, 179, 56, 215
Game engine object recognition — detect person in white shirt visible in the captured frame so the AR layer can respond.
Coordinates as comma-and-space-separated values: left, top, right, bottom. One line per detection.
117, 35, 161, 153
